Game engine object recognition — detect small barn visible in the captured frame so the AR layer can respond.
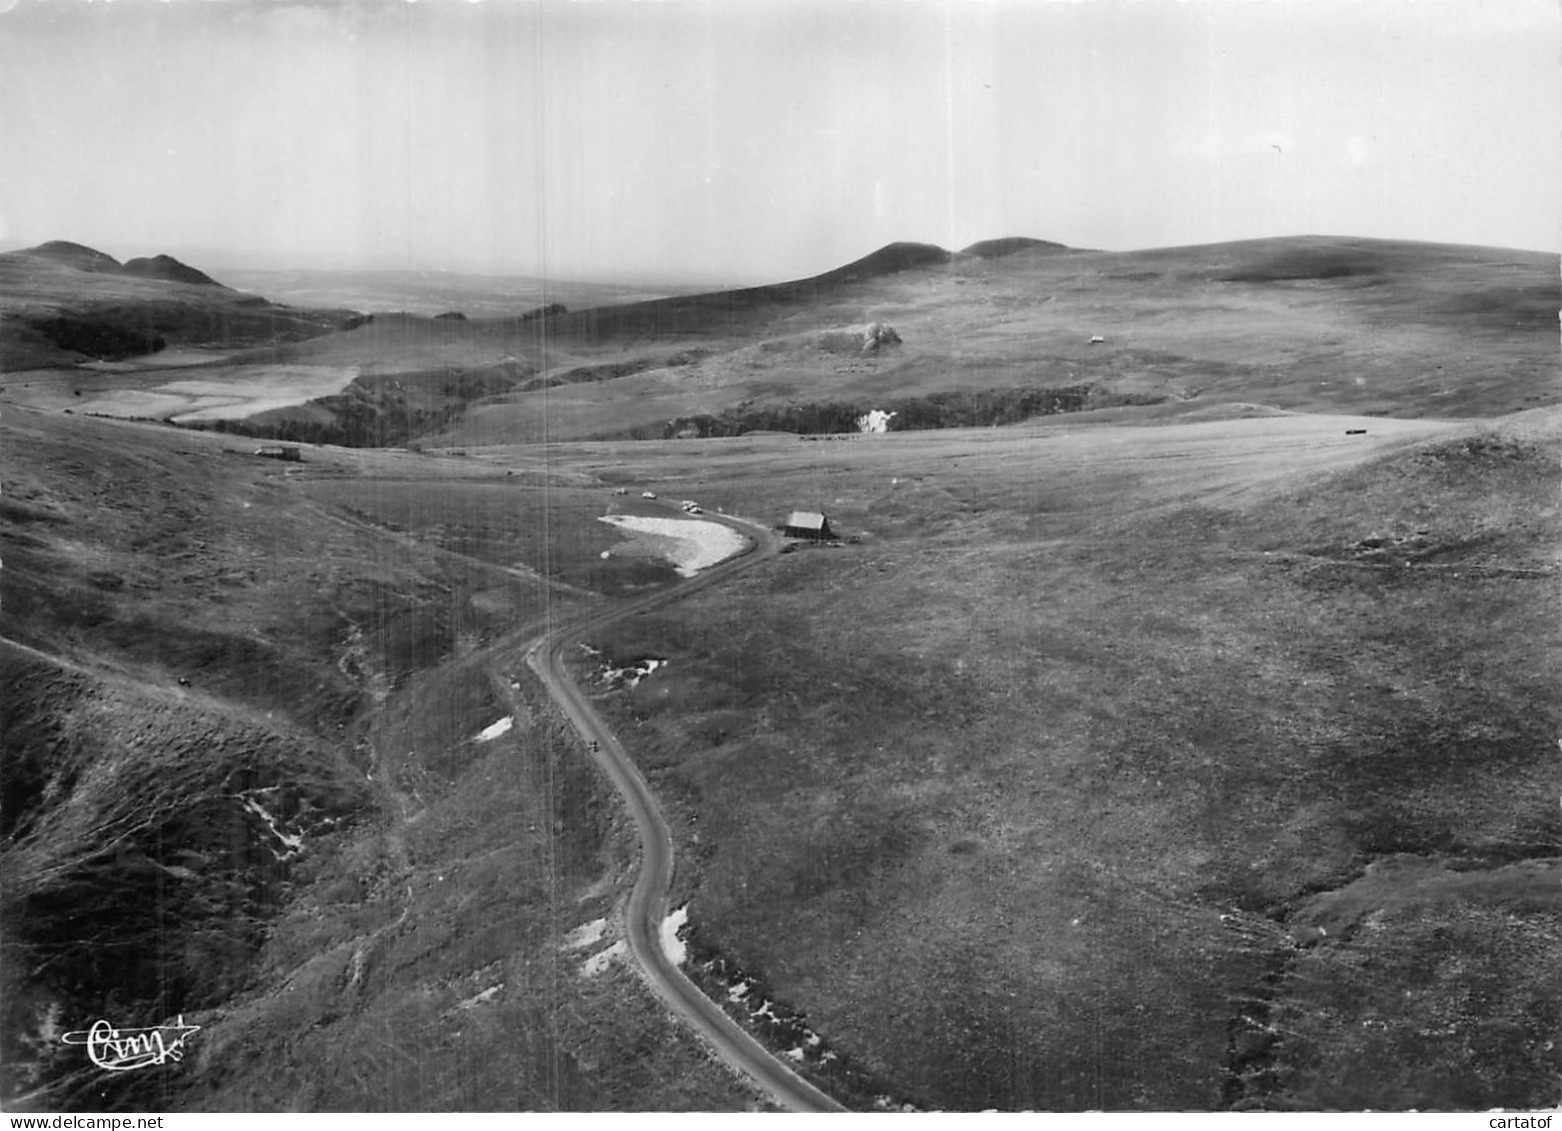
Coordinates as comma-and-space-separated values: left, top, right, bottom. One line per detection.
782, 511, 834, 540
254, 445, 302, 462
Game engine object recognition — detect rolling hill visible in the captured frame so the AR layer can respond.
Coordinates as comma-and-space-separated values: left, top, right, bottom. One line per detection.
0, 241, 360, 370
11, 233, 1548, 450
6, 235, 1554, 448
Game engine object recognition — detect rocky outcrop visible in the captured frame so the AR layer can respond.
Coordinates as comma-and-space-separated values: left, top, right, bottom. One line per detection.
817, 322, 902, 355
861, 322, 901, 351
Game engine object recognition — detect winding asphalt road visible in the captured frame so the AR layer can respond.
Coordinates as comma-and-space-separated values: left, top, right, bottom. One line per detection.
524, 511, 845, 1113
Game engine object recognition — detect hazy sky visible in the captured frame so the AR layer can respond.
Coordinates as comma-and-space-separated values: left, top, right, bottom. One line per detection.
2, 0, 1557, 281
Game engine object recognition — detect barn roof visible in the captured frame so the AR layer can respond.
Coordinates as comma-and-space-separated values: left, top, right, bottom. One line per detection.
786, 511, 828, 530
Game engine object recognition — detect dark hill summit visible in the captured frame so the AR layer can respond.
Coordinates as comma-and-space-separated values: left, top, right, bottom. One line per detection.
813, 241, 953, 283
499, 241, 958, 345
5, 242, 227, 288
123, 254, 225, 288
0, 241, 357, 369
961, 237, 1071, 259
21, 240, 124, 272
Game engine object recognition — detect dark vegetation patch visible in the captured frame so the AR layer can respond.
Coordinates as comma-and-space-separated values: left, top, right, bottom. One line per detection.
201, 369, 525, 447
1217, 247, 1388, 284
521, 348, 713, 391
1435, 283, 1561, 331
0, 495, 67, 525
27, 314, 166, 359
624, 384, 1104, 439
22, 300, 357, 366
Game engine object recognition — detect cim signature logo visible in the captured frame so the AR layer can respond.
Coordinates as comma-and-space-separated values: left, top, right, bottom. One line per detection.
61, 1017, 200, 1072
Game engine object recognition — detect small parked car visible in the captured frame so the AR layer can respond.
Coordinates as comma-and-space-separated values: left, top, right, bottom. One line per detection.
641, 491, 656, 499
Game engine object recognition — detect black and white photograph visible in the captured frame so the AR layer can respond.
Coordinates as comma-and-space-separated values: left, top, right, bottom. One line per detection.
1, 0, 1558, 1116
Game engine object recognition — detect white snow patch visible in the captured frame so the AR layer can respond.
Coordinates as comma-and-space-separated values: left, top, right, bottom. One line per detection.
856, 409, 897, 434
476, 716, 514, 742
598, 515, 748, 577
563, 918, 607, 950
661, 904, 690, 966
238, 794, 304, 860
599, 657, 666, 690
455, 984, 503, 1010
752, 1000, 775, 1019
784, 1047, 806, 1062
727, 981, 750, 1002
581, 940, 627, 977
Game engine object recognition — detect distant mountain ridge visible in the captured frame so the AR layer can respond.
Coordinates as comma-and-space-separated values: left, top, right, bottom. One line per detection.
9, 240, 226, 287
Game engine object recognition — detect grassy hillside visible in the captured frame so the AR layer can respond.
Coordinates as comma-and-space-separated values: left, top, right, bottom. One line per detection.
430, 235, 1557, 445
0, 408, 756, 1112
554, 409, 1560, 1110
7, 405, 1554, 1111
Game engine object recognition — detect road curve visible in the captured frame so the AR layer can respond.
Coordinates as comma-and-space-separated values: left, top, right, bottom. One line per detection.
525, 512, 846, 1113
